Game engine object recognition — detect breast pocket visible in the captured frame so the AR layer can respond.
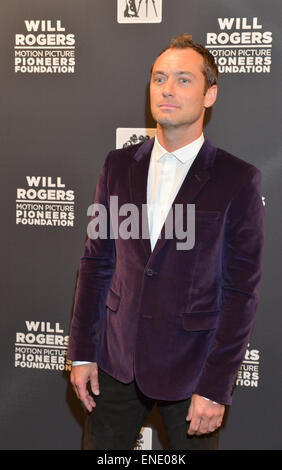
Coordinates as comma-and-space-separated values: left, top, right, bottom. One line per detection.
193, 210, 221, 248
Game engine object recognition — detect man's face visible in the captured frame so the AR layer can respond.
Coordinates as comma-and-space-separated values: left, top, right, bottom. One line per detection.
150, 48, 217, 131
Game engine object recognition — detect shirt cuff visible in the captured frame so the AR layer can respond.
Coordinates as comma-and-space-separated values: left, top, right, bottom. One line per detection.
202, 395, 218, 404
71, 361, 92, 366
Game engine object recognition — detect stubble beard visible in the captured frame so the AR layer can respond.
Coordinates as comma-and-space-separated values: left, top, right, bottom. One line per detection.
155, 111, 203, 132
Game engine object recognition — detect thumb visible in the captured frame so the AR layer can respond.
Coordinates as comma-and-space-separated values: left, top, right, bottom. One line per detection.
186, 398, 194, 421
90, 369, 100, 396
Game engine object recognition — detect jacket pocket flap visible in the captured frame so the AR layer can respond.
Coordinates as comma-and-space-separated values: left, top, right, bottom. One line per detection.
182, 311, 219, 331
105, 288, 120, 312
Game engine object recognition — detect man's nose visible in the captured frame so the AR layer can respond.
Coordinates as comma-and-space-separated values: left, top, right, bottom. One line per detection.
162, 78, 174, 97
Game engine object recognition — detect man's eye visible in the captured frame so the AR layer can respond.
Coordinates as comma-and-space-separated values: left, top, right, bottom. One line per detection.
179, 78, 189, 84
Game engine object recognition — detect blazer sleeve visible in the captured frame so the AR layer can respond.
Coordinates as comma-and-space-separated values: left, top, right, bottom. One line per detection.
67, 152, 116, 362
193, 167, 265, 405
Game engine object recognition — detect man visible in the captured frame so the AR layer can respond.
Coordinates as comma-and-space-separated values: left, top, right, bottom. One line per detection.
68, 34, 264, 450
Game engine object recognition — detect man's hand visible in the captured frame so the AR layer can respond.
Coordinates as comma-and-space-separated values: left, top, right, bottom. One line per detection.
186, 394, 225, 436
70, 362, 100, 412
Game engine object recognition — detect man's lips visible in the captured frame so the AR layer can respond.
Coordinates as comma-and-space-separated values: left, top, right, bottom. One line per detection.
158, 103, 180, 109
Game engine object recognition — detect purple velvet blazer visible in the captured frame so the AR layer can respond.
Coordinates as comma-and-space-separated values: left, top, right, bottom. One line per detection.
68, 138, 264, 405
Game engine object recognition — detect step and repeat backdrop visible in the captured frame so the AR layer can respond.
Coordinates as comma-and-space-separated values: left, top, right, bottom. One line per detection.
0, 0, 281, 450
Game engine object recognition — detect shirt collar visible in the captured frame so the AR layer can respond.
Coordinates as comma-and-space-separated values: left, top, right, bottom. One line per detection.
153, 133, 204, 163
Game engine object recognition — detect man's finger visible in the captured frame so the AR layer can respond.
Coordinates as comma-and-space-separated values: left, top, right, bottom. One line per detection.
208, 415, 219, 434
186, 401, 193, 422
76, 384, 96, 412
90, 372, 100, 396
187, 414, 201, 435
197, 416, 209, 435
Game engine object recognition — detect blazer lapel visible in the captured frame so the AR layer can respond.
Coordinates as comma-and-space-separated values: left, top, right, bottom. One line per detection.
128, 137, 217, 261
129, 138, 154, 259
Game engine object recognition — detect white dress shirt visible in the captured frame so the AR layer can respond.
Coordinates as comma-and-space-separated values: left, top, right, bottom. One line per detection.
147, 133, 204, 251
72, 135, 216, 403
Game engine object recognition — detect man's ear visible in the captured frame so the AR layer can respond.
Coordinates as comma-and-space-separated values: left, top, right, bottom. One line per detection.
204, 85, 217, 109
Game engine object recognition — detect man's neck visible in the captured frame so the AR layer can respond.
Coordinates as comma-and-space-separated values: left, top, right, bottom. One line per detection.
156, 125, 204, 153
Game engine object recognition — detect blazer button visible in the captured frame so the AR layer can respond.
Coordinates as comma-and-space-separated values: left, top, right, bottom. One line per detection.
146, 268, 155, 276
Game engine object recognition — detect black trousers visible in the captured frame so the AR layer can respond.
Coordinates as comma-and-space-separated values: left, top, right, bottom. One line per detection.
83, 367, 219, 450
